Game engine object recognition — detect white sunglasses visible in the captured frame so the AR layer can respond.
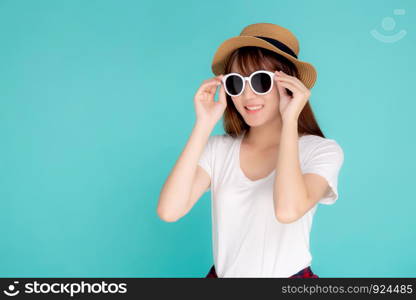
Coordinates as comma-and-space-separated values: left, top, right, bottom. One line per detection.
221, 70, 276, 97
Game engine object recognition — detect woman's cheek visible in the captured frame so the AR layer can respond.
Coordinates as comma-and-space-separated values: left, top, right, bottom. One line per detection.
232, 99, 243, 113
266, 100, 280, 118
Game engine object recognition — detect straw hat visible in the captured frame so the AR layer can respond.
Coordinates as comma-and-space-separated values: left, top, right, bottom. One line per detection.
211, 23, 317, 89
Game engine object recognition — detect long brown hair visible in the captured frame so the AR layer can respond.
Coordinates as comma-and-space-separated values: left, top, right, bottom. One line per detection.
222, 46, 325, 138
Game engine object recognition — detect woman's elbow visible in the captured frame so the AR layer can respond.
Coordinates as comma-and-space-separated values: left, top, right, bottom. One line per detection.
157, 205, 181, 223
274, 209, 299, 224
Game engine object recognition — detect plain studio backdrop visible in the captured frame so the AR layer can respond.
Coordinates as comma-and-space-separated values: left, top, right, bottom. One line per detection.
0, 0, 414, 277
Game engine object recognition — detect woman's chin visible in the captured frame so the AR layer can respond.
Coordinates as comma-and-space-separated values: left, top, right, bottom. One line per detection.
244, 118, 268, 127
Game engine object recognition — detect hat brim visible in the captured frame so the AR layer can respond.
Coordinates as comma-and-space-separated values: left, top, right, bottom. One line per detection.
211, 36, 317, 89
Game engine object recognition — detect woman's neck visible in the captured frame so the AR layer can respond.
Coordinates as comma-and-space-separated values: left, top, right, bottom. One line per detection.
244, 117, 304, 149
244, 118, 284, 150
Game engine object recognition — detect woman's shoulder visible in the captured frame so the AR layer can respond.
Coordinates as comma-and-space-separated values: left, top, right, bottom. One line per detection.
205, 133, 240, 157
208, 133, 236, 148
300, 134, 344, 155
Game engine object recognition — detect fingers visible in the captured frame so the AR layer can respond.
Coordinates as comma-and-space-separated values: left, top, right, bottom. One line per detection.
210, 75, 224, 97
278, 71, 312, 100
275, 79, 298, 95
274, 73, 289, 98
206, 81, 219, 96
214, 74, 226, 105
196, 75, 223, 97
275, 71, 308, 93
276, 75, 304, 93
199, 80, 220, 96
217, 80, 227, 106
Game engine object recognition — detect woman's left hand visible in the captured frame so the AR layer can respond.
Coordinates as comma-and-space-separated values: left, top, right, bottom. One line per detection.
274, 70, 311, 123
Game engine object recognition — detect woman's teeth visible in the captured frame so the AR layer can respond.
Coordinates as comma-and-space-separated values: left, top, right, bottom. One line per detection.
245, 105, 264, 111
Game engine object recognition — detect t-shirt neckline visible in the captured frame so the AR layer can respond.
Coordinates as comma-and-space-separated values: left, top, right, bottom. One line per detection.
235, 130, 276, 184
235, 130, 309, 184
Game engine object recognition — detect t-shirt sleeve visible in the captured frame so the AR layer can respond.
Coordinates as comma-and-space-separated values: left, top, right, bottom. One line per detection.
197, 135, 216, 192
302, 139, 345, 205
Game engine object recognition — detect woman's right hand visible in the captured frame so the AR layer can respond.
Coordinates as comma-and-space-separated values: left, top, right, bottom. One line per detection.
193, 75, 227, 128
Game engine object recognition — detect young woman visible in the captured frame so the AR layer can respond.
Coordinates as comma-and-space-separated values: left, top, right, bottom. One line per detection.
157, 23, 344, 278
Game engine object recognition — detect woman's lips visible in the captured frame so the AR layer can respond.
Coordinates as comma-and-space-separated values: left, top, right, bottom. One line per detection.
244, 105, 264, 114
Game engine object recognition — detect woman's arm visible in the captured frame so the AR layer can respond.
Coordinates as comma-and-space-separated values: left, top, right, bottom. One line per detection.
273, 120, 329, 224
157, 75, 226, 222
157, 121, 213, 222
273, 71, 330, 223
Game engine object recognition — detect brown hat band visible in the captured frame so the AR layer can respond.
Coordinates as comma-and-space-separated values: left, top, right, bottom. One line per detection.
254, 36, 298, 59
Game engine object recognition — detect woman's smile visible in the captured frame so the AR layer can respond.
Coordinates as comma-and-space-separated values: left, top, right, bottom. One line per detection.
244, 104, 264, 114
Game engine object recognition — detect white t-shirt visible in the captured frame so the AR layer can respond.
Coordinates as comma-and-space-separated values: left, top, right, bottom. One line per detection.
198, 130, 344, 278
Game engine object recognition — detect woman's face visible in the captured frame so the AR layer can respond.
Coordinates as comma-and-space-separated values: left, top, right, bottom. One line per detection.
229, 62, 281, 127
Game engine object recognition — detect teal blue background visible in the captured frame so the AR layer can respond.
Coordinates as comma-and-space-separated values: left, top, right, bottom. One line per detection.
0, 0, 414, 277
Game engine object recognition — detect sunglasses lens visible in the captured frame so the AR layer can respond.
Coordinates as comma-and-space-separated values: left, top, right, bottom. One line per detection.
225, 75, 243, 96
251, 72, 272, 94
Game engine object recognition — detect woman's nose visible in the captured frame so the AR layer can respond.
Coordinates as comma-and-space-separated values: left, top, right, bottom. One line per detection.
241, 80, 256, 98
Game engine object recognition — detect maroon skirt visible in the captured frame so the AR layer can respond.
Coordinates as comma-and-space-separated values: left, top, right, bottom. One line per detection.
205, 265, 319, 278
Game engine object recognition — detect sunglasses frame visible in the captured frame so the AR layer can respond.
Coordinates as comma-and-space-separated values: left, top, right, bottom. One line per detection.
221, 70, 276, 97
